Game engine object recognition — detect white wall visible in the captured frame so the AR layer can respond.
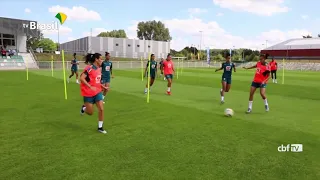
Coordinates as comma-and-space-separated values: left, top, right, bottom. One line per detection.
17, 34, 27, 52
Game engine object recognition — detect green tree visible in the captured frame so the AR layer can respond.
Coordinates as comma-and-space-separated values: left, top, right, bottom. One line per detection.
27, 30, 43, 50
213, 54, 224, 61
37, 38, 56, 51
137, 20, 172, 41
302, 35, 312, 38
97, 30, 127, 38
232, 54, 241, 61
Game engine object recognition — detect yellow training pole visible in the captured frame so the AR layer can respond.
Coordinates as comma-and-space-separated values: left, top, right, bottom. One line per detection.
61, 50, 68, 100
140, 56, 144, 81
147, 53, 151, 103
51, 55, 54, 77
282, 58, 285, 84
26, 60, 29, 80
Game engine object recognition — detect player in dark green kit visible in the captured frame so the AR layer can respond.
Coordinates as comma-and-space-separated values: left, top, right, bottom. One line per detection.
144, 54, 157, 94
101, 52, 114, 103
68, 53, 80, 84
215, 52, 236, 104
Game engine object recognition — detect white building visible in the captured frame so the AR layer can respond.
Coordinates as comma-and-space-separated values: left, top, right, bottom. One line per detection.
0, 17, 40, 52
0, 17, 39, 69
60, 37, 171, 59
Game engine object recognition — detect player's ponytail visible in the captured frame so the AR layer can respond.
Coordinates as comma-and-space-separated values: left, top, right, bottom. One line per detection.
84, 53, 93, 64
84, 53, 102, 64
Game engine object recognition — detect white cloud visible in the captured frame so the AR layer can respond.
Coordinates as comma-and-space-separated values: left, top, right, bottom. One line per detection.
67, 37, 75, 41
48, 6, 101, 22
213, 0, 289, 16
188, 8, 208, 15
216, 13, 224, 17
82, 28, 110, 37
258, 29, 312, 43
24, 8, 31, 13
42, 26, 72, 36
127, 17, 311, 51
301, 15, 309, 20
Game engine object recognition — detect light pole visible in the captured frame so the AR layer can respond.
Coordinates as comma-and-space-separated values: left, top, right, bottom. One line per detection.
265, 40, 268, 48
231, 46, 235, 61
199, 31, 203, 60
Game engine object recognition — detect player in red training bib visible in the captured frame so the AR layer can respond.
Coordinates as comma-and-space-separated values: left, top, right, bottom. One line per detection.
269, 58, 277, 83
80, 53, 108, 134
243, 53, 271, 113
162, 54, 175, 95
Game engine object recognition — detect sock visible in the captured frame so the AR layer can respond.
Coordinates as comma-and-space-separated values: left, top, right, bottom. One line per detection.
144, 88, 148, 92
102, 95, 105, 99
221, 96, 224, 101
264, 98, 268, 105
98, 121, 103, 128
82, 106, 86, 111
167, 87, 171, 92
248, 101, 253, 109
220, 89, 223, 92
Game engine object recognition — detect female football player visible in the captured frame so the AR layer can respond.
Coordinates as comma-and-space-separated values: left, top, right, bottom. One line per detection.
243, 53, 271, 113
215, 52, 236, 104
162, 54, 175, 95
101, 52, 114, 103
80, 53, 108, 134
144, 54, 157, 93
269, 58, 278, 83
68, 53, 79, 84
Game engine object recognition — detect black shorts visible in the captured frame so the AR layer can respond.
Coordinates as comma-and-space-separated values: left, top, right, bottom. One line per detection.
271, 70, 277, 73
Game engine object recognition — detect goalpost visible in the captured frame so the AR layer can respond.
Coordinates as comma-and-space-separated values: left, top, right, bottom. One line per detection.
172, 57, 187, 79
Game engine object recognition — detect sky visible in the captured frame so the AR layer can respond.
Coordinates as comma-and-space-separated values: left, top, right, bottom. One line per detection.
0, 0, 319, 51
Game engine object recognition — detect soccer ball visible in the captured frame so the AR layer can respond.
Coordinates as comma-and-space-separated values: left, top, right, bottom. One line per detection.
224, 108, 234, 117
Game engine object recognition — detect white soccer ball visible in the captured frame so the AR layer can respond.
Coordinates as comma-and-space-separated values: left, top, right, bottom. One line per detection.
224, 108, 234, 117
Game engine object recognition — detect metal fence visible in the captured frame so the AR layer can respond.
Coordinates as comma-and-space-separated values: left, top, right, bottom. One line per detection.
36, 61, 320, 71
37, 61, 223, 70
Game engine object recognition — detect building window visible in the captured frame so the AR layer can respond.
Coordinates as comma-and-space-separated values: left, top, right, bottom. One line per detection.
128, 44, 131, 47
115, 43, 119, 46
148, 45, 150, 48
137, 45, 140, 47
3, 39, 15, 46
3, 34, 14, 38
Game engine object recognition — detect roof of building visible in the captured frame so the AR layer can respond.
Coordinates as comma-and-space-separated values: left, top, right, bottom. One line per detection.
0, 17, 39, 37
263, 38, 320, 50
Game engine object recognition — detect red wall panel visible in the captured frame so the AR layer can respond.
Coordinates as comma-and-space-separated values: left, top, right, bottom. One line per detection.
261, 49, 320, 57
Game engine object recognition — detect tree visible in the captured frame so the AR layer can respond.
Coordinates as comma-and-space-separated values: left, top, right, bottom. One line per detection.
302, 35, 312, 38
37, 38, 56, 51
213, 54, 224, 61
27, 29, 43, 50
55, 43, 60, 51
137, 20, 172, 41
97, 30, 127, 38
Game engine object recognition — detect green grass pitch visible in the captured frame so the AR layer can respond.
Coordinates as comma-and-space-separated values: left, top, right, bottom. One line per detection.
1, 68, 319, 180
